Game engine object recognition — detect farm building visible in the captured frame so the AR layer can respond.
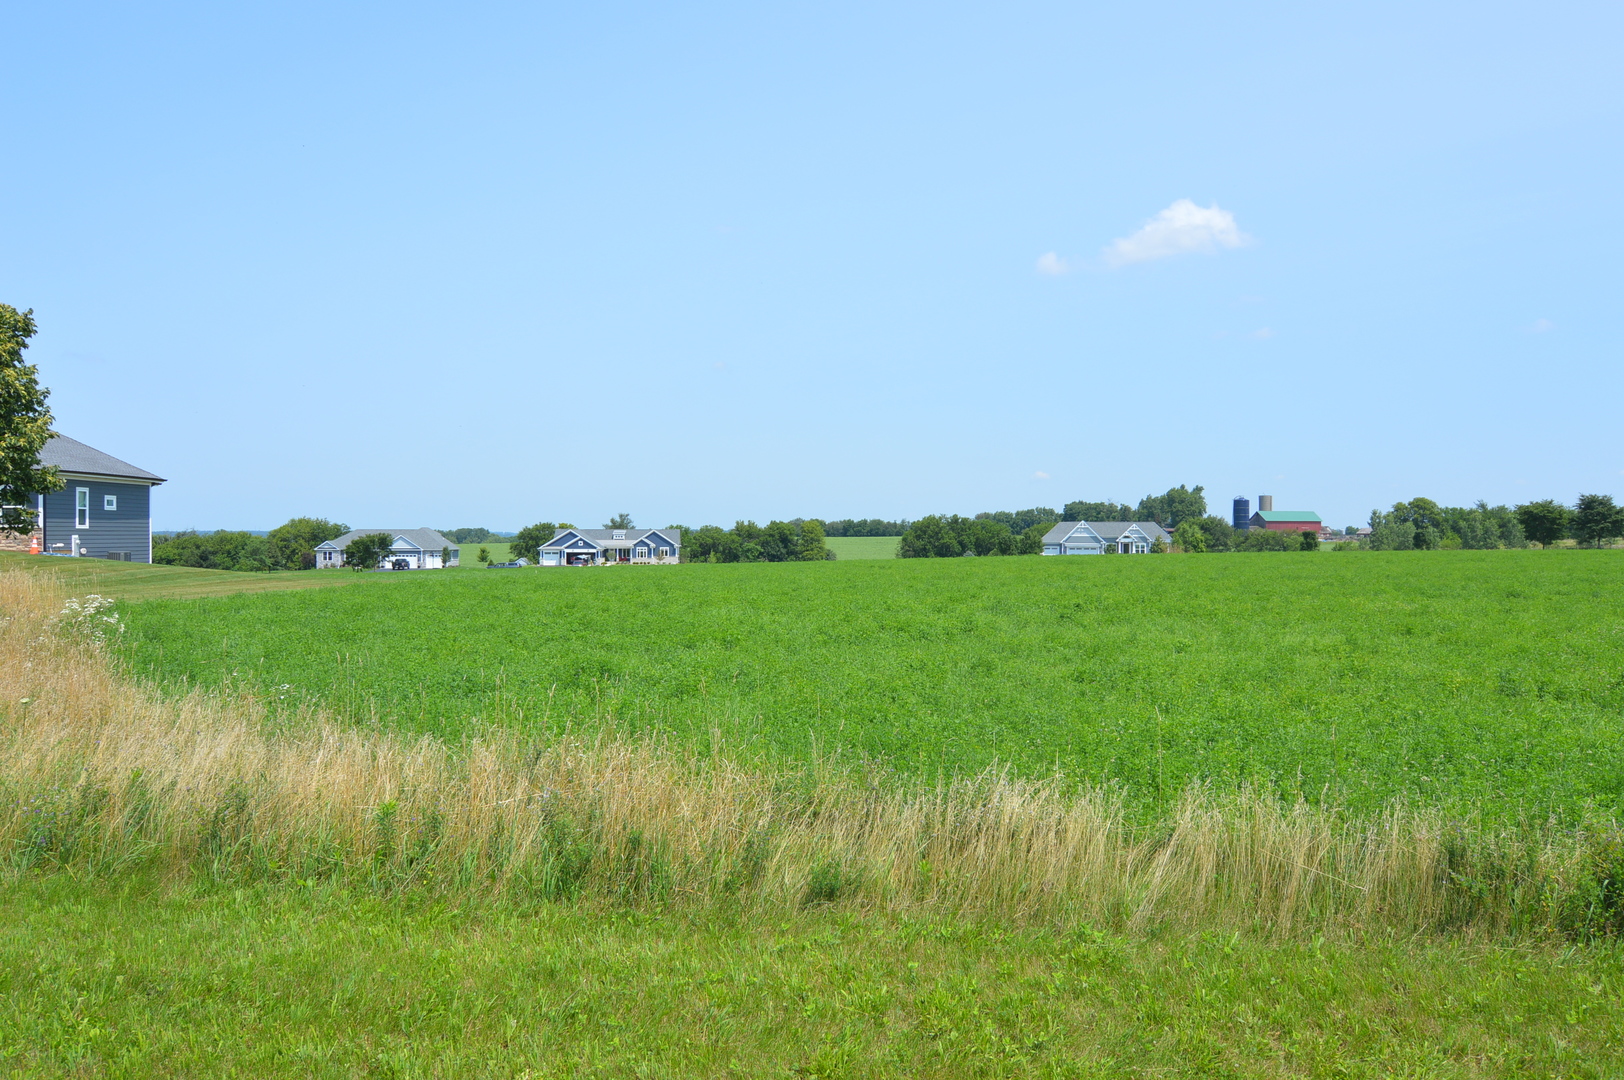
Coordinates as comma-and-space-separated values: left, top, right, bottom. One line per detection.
1041, 521, 1170, 555
1248, 510, 1322, 534
1, 435, 166, 562
314, 528, 459, 569
540, 527, 682, 566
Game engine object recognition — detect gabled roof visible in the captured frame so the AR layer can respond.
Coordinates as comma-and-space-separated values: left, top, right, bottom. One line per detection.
316, 528, 455, 551
542, 527, 683, 549
1042, 522, 1098, 544
40, 434, 164, 483
1252, 510, 1321, 523
1088, 521, 1171, 541
1041, 521, 1171, 544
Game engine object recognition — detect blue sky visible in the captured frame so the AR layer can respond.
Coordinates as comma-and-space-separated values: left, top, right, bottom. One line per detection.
4, 2, 1620, 532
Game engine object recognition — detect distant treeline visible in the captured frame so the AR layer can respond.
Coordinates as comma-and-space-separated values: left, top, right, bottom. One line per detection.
680, 520, 830, 563
440, 527, 516, 544
896, 486, 1210, 559
1362, 495, 1622, 551
153, 518, 348, 572
823, 518, 910, 537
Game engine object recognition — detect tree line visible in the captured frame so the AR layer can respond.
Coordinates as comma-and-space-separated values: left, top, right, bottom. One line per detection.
153, 518, 350, 571
895, 486, 1210, 559
1365, 495, 1623, 551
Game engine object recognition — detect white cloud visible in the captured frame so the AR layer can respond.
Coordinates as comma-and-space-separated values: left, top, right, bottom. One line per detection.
1251, 327, 1274, 340
1033, 471, 1051, 480
1035, 252, 1071, 276
1104, 199, 1251, 267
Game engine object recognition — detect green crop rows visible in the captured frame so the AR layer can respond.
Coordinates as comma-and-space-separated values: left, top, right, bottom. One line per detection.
118, 551, 1624, 817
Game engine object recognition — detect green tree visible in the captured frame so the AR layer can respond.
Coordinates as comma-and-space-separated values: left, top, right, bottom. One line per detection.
1365, 509, 1415, 551
476, 546, 491, 564
341, 533, 394, 571
267, 517, 348, 570
509, 522, 556, 564
897, 516, 962, 558
1573, 494, 1624, 548
1234, 528, 1296, 552
1192, 515, 1235, 552
1017, 522, 1049, 555
1063, 499, 1133, 522
1300, 528, 1320, 552
1149, 536, 1168, 553
797, 519, 829, 561
1171, 520, 1207, 553
1515, 500, 1572, 548
1135, 485, 1206, 529
604, 513, 634, 529
0, 305, 61, 534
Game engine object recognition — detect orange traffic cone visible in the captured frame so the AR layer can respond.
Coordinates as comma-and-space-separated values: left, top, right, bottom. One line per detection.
28, 535, 40, 554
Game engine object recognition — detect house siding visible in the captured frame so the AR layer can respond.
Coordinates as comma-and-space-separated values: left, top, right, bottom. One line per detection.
43, 480, 153, 561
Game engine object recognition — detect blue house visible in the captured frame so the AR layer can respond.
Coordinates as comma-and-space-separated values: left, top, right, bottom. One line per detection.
11, 435, 166, 561
1040, 521, 1170, 555
539, 527, 682, 566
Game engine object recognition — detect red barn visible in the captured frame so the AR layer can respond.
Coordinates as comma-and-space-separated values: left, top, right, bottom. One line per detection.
1249, 510, 1322, 533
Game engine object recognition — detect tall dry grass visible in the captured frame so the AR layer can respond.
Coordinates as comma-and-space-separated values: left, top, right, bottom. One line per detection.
2, 570, 1620, 938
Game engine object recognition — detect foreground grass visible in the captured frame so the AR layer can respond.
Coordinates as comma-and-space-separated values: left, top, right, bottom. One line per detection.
7, 569, 1623, 942
826, 535, 900, 559
119, 549, 1624, 816
0, 552, 359, 602
1, 877, 1619, 1079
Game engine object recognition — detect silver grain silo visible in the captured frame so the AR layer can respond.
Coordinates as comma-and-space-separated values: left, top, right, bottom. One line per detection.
1258, 495, 1274, 512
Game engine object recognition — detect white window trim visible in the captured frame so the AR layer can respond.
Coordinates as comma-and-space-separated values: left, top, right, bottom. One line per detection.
104, 494, 117, 511
75, 488, 90, 528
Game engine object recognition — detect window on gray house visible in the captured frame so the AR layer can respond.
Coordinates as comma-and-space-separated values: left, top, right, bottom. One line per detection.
104, 495, 117, 511
76, 488, 89, 528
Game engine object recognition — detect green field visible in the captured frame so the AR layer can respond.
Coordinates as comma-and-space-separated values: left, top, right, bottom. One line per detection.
118, 550, 1624, 816
2, 877, 1616, 1078
827, 535, 900, 559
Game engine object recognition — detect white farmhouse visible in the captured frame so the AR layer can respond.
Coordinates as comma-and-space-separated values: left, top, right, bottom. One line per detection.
314, 528, 460, 570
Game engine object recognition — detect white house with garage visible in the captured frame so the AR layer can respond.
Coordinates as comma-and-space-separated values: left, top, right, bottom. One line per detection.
1041, 521, 1170, 555
539, 527, 681, 566
314, 528, 459, 569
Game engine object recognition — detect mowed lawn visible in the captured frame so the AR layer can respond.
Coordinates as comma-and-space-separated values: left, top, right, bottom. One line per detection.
0, 552, 362, 602
827, 535, 900, 559
2, 877, 1618, 1079
113, 550, 1624, 816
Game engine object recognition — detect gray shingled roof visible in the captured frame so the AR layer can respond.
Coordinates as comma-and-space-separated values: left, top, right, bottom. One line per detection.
40, 434, 164, 483
543, 528, 682, 548
1042, 520, 1171, 544
316, 528, 456, 551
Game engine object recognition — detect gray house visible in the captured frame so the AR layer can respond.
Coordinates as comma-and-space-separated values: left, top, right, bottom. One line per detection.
314, 528, 459, 570
1041, 521, 1170, 555
3, 435, 166, 561
539, 527, 681, 566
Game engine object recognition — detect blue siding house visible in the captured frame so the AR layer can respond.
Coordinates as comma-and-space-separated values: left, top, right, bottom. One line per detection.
19, 436, 167, 561
539, 528, 682, 566
1040, 521, 1170, 555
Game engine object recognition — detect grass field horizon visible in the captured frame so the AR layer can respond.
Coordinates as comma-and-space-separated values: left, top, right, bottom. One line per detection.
117, 549, 1624, 818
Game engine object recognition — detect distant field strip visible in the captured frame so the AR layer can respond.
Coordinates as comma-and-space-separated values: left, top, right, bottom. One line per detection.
826, 536, 899, 559
116, 551, 1624, 816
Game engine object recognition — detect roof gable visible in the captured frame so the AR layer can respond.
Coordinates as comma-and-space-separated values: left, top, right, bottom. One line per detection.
40, 435, 164, 484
